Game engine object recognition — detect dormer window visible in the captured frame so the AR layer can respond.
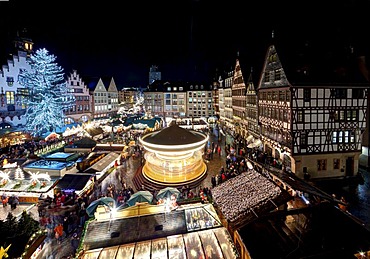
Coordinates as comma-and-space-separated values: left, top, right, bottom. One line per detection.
275, 70, 281, 81
6, 77, 14, 86
264, 72, 270, 83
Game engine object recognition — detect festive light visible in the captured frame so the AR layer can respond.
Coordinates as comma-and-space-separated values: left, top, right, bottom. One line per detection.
0, 171, 10, 182
14, 166, 25, 180
18, 48, 75, 137
27, 171, 51, 183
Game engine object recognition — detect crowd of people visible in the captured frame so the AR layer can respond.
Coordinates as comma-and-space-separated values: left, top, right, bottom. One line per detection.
211, 169, 284, 223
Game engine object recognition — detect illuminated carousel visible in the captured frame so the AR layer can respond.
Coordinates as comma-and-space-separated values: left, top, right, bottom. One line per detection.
138, 123, 209, 188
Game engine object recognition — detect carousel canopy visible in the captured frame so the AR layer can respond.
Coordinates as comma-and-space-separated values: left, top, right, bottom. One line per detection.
142, 124, 205, 145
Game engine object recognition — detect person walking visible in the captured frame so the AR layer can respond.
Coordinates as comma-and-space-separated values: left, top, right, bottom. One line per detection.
54, 223, 64, 244
2, 193, 8, 207
71, 232, 80, 255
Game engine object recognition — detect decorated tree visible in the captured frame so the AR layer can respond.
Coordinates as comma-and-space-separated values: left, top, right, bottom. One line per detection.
19, 48, 75, 137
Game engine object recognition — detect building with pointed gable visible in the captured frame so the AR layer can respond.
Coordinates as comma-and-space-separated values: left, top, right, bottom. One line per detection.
257, 40, 369, 179
232, 59, 248, 139
0, 31, 34, 127
245, 68, 260, 147
87, 77, 119, 119
65, 70, 93, 123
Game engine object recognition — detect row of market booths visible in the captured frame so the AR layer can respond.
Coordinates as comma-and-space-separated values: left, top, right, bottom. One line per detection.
78, 199, 240, 259
0, 115, 163, 206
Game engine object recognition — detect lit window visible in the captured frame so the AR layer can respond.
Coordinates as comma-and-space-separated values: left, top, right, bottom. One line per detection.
6, 91, 15, 104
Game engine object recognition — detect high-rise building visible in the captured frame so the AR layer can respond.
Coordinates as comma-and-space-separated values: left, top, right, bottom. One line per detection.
148, 65, 161, 85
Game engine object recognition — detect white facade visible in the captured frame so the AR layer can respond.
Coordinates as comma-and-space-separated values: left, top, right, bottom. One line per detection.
92, 79, 109, 118
0, 51, 33, 126
65, 70, 92, 122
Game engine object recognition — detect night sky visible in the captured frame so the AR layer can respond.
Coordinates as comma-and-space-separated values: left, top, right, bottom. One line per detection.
1, 0, 369, 87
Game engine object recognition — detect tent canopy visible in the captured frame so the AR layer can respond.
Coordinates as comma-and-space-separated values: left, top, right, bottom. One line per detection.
86, 197, 116, 217
127, 191, 153, 207
156, 187, 180, 200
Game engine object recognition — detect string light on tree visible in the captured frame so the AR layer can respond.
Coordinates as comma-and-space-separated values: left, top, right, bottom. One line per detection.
18, 48, 75, 137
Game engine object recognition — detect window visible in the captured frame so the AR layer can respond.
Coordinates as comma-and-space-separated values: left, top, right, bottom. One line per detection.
6, 91, 15, 105
317, 159, 327, 171
352, 88, 364, 99
346, 110, 357, 121
275, 70, 281, 81
300, 132, 307, 148
6, 77, 14, 86
303, 89, 311, 102
297, 110, 304, 123
333, 159, 340, 169
332, 132, 337, 143
332, 88, 347, 98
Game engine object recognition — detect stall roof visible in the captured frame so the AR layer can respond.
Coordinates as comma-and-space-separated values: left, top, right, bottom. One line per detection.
83, 152, 120, 174
81, 203, 239, 258
211, 171, 292, 230
56, 174, 93, 191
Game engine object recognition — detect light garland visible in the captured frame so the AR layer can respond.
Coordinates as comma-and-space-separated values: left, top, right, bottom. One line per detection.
18, 48, 75, 137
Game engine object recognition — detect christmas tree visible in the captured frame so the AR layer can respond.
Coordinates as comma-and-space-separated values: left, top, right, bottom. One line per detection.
14, 166, 24, 180
19, 48, 75, 137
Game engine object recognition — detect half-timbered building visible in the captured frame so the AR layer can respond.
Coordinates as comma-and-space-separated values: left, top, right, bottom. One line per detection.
232, 59, 247, 139
258, 42, 369, 179
223, 71, 234, 129
245, 69, 260, 148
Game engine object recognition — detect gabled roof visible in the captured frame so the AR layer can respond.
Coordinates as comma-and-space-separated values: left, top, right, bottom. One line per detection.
83, 152, 120, 174
122, 115, 144, 127
85, 76, 115, 92
73, 137, 97, 148
259, 39, 370, 89
232, 59, 246, 88
85, 127, 104, 137
131, 118, 159, 129
107, 77, 118, 92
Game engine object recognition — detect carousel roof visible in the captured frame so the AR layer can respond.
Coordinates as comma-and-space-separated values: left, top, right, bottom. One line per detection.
142, 124, 206, 145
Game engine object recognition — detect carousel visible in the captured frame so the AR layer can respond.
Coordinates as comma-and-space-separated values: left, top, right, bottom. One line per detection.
139, 123, 208, 187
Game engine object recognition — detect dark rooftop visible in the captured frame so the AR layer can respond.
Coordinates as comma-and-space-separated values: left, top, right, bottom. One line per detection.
56, 174, 93, 191
141, 123, 206, 145
240, 202, 370, 259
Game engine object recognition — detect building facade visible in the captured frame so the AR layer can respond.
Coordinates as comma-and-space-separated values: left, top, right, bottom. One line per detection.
223, 71, 234, 129
257, 44, 368, 179
148, 65, 161, 85
65, 70, 92, 123
187, 83, 215, 119
0, 50, 33, 127
232, 59, 247, 139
